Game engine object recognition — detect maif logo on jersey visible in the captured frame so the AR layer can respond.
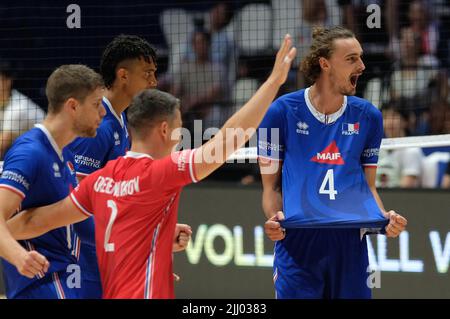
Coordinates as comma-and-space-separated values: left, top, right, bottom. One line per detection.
342, 122, 360, 135
311, 141, 345, 165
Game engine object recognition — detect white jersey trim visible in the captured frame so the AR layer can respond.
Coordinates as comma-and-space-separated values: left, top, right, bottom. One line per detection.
70, 193, 93, 217
0, 184, 26, 199
103, 96, 125, 128
304, 87, 347, 125
76, 171, 89, 177
189, 149, 198, 183
124, 151, 154, 159
34, 124, 64, 162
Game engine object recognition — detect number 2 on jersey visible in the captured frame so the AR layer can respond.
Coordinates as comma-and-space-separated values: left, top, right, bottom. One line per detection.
105, 199, 118, 252
319, 169, 337, 200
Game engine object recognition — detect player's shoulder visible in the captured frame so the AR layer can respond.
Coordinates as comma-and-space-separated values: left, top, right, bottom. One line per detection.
275, 89, 306, 106
7, 128, 47, 157
346, 95, 381, 119
3, 129, 47, 172
270, 89, 306, 115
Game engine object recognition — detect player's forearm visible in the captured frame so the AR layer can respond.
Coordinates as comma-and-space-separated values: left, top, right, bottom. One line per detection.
262, 188, 283, 219
369, 185, 387, 214
0, 218, 29, 266
212, 80, 280, 158
7, 210, 50, 240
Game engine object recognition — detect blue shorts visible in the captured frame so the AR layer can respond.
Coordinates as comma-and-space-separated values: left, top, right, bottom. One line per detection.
13, 271, 82, 299
77, 242, 102, 299
273, 228, 371, 299
80, 277, 102, 299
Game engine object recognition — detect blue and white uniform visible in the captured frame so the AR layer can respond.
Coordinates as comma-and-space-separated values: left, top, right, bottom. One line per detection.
67, 97, 130, 298
0, 124, 80, 299
257, 88, 388, 298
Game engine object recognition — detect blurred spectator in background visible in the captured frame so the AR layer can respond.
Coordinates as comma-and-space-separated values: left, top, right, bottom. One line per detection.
0, 60, 44, 159
423, 100, 450, 135
183, 2, 236, 92
296, 0, 330, 88
403, 0, 440, 58
390, 28, 439, 103
296, 0, 330, 57
389, 24, 442, 134
376, 102, 423, 188
170, 30, 226, 130
442, 160, 450, 188
208, 1, 236, 89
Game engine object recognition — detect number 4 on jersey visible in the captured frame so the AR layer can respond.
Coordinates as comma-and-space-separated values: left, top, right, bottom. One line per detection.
319, 169, 337, 200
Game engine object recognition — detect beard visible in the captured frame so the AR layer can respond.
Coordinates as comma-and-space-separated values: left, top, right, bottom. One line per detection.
339, 85, 356, 96
330, 70, 358, 96
73, 121, 98, 138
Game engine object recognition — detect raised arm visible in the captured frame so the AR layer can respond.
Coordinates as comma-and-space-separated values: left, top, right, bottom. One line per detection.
193, 35, 297, 181
7, 196, 89, 240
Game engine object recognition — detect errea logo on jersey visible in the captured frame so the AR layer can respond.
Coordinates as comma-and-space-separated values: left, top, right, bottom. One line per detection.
53, 162, 61, 177
114, 131, 120, 145
311, 141, 345, 165
296, 121, 309, 135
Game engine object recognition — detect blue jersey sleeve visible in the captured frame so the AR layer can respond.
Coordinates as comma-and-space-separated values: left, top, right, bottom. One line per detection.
0, 147, 39, 198
69, 127, 113, 176
257, 100, 285, 161
361, 104, 383, 166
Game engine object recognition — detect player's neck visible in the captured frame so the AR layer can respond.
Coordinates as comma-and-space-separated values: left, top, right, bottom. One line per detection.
41, 116, 76, 151
104, 89, 131, 115
129, 139, 168, 160
309, 82, 344, 115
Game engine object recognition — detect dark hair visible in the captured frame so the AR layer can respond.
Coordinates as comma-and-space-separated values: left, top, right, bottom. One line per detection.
127, 89, 180, 137
381, 100, 409, 121
192, 29, 211, 44
45, 64, 104, 114
0, 59, 15, 78
300, 26, 355, 83
100, 34, 157, 89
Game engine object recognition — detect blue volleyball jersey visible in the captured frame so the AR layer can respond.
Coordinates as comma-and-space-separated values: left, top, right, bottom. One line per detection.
67, 96, 130, 295
257, 88, 388, 229
0, 124, 78, 298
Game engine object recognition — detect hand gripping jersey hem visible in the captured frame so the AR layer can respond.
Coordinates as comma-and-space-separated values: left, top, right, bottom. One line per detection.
0, 184, 26, 199
69, 193, 92, 217
189, 149, 198, 183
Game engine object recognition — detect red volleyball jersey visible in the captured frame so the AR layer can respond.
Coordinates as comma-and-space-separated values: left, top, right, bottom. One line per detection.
70, 149, 197, 298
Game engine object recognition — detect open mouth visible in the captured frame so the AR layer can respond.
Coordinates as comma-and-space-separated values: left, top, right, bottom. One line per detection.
350, 74, 359, 88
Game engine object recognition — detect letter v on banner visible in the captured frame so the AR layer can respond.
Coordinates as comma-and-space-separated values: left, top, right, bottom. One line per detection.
310, 141, 345, 165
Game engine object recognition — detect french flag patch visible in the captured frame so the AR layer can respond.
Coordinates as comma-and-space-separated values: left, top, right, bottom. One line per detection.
342, 122, 360, 135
